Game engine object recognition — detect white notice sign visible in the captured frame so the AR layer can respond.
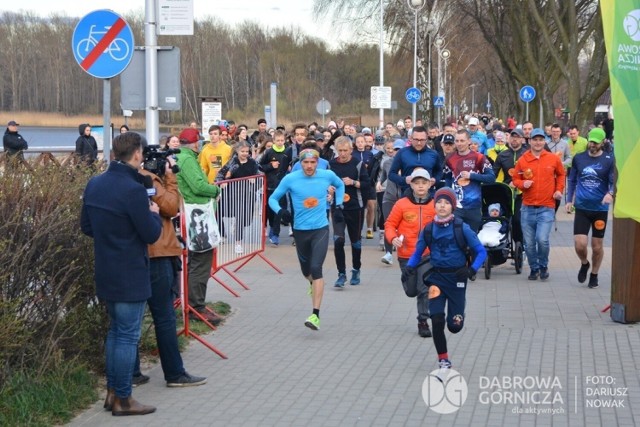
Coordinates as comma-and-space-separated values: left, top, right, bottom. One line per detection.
157, 0, 194, 36
202, 102, 222, 139
371, 86, 392, 109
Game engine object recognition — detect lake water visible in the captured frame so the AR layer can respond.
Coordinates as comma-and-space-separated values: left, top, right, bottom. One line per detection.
9, 126, 148, 151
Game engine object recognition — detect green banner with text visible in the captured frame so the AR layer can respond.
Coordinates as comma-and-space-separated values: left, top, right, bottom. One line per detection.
601, 0, 640, 222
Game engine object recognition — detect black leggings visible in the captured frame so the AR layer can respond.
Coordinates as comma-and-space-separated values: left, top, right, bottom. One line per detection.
332, 208, 364, 273
293, 226, 330, 280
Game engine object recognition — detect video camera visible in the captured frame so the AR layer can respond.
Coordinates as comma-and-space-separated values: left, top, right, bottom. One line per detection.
142, 145, 180, 177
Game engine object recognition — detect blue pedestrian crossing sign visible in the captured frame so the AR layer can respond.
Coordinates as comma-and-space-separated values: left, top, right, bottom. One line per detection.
433, 96, 445, 108
72, 10, 134, 79
405, 87, 421, 104
519, 85, 536, 103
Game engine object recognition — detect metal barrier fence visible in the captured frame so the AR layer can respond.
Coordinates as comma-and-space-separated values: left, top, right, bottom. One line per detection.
211, 174, 281, 297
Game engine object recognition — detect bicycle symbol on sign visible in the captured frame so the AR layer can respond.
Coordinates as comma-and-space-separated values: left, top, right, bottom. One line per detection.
76, 25, 130, 61
407, 90, 421, 102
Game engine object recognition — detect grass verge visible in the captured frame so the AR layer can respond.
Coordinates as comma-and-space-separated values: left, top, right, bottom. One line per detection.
0, 365, 97, 426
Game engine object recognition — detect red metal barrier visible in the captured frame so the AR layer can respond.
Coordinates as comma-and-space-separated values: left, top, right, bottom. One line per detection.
211, 174, 282, 296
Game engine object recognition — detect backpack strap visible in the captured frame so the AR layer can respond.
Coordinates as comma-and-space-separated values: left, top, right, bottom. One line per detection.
453, 217, 472, 265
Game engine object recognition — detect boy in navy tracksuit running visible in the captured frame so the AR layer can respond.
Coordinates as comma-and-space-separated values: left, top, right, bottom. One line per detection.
404, 187, 486, 380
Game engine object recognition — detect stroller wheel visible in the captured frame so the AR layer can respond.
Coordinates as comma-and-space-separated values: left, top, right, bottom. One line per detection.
484, 256, 492, 279
514, 241, 523, 274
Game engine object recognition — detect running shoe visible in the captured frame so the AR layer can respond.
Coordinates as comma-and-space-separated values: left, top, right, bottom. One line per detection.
588, 275, 599, 289
528, 269, 539, 280
578, 261, 590, 283
418, 321, 432, 338
305, 314, 320, 330
269, 235, 279, 246
366, 229, 374, 239
381, 252, 393, 265
436, 359, 452, 383
350, 269, 361, 285
334, 273, 347, 288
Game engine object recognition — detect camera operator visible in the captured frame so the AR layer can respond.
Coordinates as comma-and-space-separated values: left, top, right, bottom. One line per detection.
133, 139, 207, 388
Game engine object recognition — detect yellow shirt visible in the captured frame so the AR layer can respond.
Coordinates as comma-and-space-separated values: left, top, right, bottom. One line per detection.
198, 142, 233, 183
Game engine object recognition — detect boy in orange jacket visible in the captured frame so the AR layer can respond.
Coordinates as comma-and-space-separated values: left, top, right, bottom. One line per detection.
385, 169, 436, 337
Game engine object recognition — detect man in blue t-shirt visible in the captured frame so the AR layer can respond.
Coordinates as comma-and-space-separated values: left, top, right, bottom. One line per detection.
269, 149, 345, 331
565, 128, 615, 289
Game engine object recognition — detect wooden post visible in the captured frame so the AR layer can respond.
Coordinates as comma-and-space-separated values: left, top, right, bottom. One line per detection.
610, 217, 640, 323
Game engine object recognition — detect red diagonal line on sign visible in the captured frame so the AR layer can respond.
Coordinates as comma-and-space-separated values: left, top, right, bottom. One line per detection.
80, 17, 126, 71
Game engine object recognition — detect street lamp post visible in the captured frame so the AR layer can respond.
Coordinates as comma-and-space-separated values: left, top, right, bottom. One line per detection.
440, 47, 450, 127
378, 0, 385, 129
407, 0, 426, 126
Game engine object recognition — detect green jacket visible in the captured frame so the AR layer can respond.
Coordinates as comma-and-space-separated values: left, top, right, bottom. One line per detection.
176, 148, 219, 204
569, 136, 588, 157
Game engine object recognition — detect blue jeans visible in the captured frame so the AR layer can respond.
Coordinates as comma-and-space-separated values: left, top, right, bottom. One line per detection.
105, 300, 146, 398
134, 258, 185, 381
521, 205, 554, 271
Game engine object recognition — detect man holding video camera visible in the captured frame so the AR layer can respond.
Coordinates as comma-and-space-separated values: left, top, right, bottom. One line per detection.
133, 137, 207, 389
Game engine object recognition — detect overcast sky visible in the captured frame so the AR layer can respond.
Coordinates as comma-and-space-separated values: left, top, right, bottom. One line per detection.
9, 0, 353, 47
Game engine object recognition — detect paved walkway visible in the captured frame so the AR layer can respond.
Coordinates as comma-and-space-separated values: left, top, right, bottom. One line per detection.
70, 211, 639, 426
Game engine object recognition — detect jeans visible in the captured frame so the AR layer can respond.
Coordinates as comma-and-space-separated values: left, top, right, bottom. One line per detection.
521, 205, 554, 271
134, 258, 185, 382
456, 207, 482, 233
105, 300, 146, 398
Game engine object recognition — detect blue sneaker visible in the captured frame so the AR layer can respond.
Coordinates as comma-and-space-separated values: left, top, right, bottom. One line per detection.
269, 234, 279, 246
334, 273, 347, 288
350, 269, 361, 285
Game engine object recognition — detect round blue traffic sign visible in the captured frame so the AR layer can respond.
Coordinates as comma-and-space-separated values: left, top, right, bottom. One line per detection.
72, 10, 134, 79
406, 87, 422, 104
519, 85, 536, 103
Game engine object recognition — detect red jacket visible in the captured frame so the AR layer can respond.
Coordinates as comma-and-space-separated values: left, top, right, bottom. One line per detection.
384, 193, 435, 259
512, 150, 565, 208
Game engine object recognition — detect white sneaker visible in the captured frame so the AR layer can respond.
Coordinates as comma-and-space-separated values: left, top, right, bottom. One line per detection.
288, 226, 293, 237
235, 244, 244, 254
436, 359, 452, 383
381, 252, 393, 265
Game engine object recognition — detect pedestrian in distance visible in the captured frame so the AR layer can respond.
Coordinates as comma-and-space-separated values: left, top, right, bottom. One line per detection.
75, 123, 98, 166
565, 128, 615, 289
3, 120, 28, 163
404, 187, 486, 382
268, 148, 345, 331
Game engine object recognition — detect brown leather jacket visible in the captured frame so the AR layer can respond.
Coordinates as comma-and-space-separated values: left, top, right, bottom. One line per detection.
139, 169, 182, 258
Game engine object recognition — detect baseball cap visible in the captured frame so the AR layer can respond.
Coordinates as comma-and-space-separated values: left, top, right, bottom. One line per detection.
588, 128, 606, 144
7, 120, 19, 126
179, 128, 200, 144
314, 132, 324, 141
410, 169, 431, 182
442, 134, 455, 144
468, 117, 479, 126
510, 128, 524, 138
393, 139, 405, 150
530, 128, 546, 139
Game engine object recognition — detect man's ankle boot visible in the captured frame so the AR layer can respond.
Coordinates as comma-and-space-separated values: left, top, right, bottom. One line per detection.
103, 388, 115, 411
111, 396, 156, 416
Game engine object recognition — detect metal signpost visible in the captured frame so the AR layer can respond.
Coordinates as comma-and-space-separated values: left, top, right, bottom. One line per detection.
72, 9, 134, 161
316, 98, 332, 125
519, 85, 536, 122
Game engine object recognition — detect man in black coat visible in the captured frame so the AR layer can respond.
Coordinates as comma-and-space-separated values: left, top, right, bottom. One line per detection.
75, 123, 99, 165
81, 132, 162, 416
3, 120, 28, 162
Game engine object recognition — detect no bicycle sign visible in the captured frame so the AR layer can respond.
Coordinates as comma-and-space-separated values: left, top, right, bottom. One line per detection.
72, 10, 134, 79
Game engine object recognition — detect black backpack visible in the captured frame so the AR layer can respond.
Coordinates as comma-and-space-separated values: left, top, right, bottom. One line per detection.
422, 217, 472, 266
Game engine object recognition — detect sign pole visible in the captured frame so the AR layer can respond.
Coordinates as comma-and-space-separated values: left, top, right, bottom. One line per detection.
103, 79, 111, 161
145, 0, 159, 145
526, 101, 529, 122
